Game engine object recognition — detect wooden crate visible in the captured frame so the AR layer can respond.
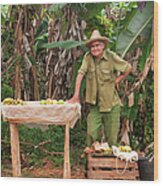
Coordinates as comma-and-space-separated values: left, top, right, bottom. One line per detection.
87, 153, 139, 180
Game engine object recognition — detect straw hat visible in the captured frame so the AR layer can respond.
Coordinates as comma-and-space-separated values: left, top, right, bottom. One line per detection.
85, 30, 109, 48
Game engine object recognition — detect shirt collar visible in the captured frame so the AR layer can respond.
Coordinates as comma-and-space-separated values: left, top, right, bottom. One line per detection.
90, 49, 108, 61
102, 50, 108, 61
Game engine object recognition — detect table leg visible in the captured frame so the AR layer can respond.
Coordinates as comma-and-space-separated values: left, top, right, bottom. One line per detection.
63, 123, 71, 178
10, 123, 21, 177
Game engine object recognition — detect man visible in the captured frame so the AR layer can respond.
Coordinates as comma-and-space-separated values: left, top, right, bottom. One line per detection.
68, 30, 132, 146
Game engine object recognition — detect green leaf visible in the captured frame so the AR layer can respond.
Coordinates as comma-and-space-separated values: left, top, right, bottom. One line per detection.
35, 20, 48, 38
40, 40, 85, 50
116, 1, 154, 57
35, 33, 48, 41
1, 5, 9, 19
78, 3, 106, 20
28, 55, 36, 65
139, 30, 153, 71
48, 3, 66, 13
1, 84, 13, 100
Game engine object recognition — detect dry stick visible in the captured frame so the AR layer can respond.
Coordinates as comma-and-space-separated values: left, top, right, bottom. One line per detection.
1, 36, 10, 51
15, 9, 23, 39
126, 47, 154, 96
2, 56, 15, 75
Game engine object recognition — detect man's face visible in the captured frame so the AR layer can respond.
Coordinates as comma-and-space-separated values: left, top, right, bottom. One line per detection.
90, 41, 105, 58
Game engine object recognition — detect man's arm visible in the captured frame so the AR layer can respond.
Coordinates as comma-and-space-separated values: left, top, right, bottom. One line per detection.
68, 73, 84, 103
115, 67, 132, 90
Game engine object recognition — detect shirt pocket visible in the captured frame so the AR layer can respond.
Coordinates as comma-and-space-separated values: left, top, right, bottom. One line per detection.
100, 69, 113, 82
87, 68, 95, 79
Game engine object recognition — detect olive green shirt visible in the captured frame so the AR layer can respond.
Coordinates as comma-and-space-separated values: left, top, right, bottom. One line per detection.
78, 49, 131, 112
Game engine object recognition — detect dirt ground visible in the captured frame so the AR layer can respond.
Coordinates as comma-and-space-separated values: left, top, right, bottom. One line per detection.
1, 159, 86, 179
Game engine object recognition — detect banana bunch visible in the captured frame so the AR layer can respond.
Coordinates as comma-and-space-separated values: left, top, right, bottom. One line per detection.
3, 98, 14, 105
40, 98, 65, 105
118, 145, 132, 152
40, 98, 56, 105
3, 98, 25, 105
103, 147, 112, 155
92, 142, 112, 154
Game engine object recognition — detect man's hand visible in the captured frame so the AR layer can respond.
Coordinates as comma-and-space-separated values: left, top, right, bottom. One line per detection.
67, 73, 83, 104
115, 67, 132, 91
67, 96, 80, 104
115, 77, 121, 90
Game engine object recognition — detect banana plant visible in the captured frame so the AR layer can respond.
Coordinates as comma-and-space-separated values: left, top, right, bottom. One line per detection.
115, 2, 154, 151
116, 1, 154, 58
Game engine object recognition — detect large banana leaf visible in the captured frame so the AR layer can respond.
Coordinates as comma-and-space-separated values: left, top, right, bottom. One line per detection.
40, 40, 86, 50
139, 29, 153, 71
116, 1, 154, 57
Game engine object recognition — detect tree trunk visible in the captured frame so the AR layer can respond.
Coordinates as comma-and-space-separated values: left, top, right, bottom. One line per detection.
45, 6, 84, 100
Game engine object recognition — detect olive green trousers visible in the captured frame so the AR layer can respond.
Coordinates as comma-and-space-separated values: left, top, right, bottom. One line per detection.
87, 104, 120, 146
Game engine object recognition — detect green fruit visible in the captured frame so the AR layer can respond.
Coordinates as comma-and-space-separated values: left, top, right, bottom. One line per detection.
40, 100, 47, 105
57, 99, 65, 104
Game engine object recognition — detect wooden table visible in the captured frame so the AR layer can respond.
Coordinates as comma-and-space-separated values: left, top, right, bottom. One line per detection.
2, 102, 81, 178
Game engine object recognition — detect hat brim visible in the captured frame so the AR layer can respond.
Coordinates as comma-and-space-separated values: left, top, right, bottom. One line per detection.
85, 37, 109, 48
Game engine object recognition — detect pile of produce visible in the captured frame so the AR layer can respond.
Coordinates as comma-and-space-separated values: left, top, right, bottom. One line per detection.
2, 97, 66, 105
81, 141, 112, 157
118, 145, 132, 152
112, 145, 138, 162
2, 98, 26, 105
39, 98, 66, 105
81, 141, 134, 158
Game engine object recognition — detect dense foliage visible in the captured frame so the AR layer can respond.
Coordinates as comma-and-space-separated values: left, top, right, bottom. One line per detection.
1, 1, 154, 177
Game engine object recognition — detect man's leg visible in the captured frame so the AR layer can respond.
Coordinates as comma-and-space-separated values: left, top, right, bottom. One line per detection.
102, 105, 121, 146
87, 105, 102, 146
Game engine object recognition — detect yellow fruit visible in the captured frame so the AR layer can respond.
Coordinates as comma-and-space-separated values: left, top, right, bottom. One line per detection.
124, 146, 132, 152
104, 147, 112, 154
52, 100, 58, 104
3, 98, 25, 105
46, 98, 56, 104
118, 145, 132, 152
39, 99, 65, 105
13, 99, 25, 105
3, 98, 14, 105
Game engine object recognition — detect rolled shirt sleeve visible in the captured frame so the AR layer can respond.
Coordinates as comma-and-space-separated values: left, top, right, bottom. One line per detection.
111, 51, 131, 73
